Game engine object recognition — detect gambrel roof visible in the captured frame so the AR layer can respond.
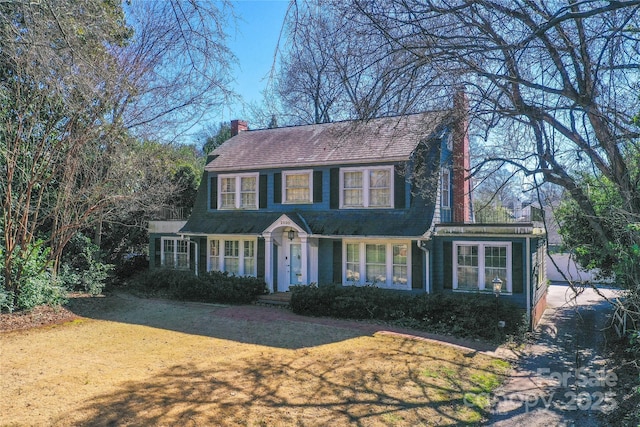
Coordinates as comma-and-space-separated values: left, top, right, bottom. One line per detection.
206, 111, 451, 172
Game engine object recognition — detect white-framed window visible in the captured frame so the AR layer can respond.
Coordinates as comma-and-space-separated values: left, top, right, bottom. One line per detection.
441, 168, 451, 208
218, 173, 258, 210
283, 170, 313, 203
453, 242, 512, 293
161, 237, 190, 270
207, 237, 257, 276
340, 166, 393, 208
343, 240, 411, 289
209, 240, 220, 271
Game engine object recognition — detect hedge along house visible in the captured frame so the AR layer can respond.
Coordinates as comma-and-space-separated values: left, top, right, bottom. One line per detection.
149, 92, 548, 328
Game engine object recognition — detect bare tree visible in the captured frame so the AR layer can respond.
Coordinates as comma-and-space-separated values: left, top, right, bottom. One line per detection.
0, 0, 235, 302
338, 0, 640, 286
265, 0, 443, 126
112, 0, 236, 141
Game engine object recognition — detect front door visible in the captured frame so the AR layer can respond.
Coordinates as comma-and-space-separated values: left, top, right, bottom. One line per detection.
287, 242, 303, 290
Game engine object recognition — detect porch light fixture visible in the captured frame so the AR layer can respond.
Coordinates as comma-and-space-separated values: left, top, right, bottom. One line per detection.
492, 276, 503, 297
288, 229, 295, 241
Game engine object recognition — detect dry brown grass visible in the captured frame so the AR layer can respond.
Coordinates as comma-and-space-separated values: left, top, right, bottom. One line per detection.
0, 293, 509, 426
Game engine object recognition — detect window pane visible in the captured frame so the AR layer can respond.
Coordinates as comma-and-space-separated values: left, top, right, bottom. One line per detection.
244, 241, 255, 276
224, 240, 240, 275
343, 171, 363, 206
241, 177, 256, 191
369, 170, 391, 207
176, 240, 189, 269
220, 177, 236, 208
484, 246, 507, 289
346, 243, 360, 282
225, 240, 239, 257
457, 245, 478, 290
162, 240, 174, 268
392, 244, 408, 285
209, 240, 220, 271
366, 244, 386, 283
441, 170, 450, 208
286, 173, 310, 202
240, 177, 256, 208
285, 174, 310, 203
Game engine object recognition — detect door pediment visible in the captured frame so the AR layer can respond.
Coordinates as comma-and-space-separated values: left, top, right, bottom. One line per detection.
263, 214, 308, 235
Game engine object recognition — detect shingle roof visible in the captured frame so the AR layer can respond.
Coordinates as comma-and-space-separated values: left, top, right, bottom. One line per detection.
180, 208, 435, 238
206, 111, 451, 172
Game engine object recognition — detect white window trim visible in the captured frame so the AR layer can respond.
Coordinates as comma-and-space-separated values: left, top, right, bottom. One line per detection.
160, 237, 190, 270
207, 236, 257, 277
217, 172, 259, 210
342, 240, 411, 290
339, 166, 394, 209
282, 169, 313, 204
452, 241, 512, 293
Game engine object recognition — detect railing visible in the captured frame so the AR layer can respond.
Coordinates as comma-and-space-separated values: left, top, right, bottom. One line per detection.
154, 207, 189, 221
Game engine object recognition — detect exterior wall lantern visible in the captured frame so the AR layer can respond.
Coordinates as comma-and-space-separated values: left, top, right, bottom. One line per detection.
288, 229, 295, 241
492, 276, 503, 297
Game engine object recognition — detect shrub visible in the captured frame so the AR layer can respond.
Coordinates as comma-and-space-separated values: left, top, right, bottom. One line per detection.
113, 255, 148, 281
0, 284, 14, 313
59, 233, 113, 295
128, 269, 267, 304
16, 271, 67, 311
290, 284, 527, 342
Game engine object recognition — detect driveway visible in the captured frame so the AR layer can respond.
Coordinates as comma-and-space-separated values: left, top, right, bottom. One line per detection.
488, 283, 622, 426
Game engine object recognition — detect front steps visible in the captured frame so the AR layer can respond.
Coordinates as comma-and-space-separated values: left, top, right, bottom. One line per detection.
255, 292, 291, 308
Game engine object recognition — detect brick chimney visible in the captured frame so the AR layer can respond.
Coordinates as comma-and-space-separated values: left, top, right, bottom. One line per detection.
452, 90, 472, 223
230, 119, 248, 136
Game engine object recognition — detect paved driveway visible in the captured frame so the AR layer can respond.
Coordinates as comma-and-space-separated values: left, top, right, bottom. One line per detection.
488, 283, 622, 426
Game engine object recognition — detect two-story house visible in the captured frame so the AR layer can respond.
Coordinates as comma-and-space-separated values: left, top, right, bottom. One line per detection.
149, 93, 548, 328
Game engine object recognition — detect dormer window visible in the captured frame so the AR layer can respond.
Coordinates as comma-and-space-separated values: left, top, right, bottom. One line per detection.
340, 166, 393, 208
218, 173, 258, 210
283, 170, 312, 203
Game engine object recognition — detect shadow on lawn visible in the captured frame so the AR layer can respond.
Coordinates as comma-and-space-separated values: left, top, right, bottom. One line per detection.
58, 337, 505, 427
66, 291, 497, 352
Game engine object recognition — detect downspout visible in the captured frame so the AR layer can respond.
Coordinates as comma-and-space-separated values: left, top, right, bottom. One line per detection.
526, 237, 531, 329
418, 232, 433, 293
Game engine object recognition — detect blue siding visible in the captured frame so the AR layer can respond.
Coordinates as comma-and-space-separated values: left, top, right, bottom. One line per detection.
207, 163, 410, 213
430, 236, 530, 309
318, 238, 336, 284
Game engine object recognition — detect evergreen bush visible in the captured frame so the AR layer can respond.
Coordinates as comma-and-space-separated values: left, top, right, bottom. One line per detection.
128, 269, 267, 304
290, 284, 527, 342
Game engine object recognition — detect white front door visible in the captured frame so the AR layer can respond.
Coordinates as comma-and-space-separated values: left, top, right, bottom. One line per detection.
285, 240, 303, 290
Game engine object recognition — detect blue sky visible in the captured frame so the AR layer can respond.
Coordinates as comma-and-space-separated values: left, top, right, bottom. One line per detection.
219, 0, 290, 125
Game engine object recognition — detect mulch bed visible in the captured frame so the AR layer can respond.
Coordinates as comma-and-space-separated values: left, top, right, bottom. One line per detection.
0, 304, 78, 332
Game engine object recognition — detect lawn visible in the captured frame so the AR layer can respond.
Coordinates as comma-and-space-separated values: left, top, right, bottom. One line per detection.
0, 293, 510, 426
